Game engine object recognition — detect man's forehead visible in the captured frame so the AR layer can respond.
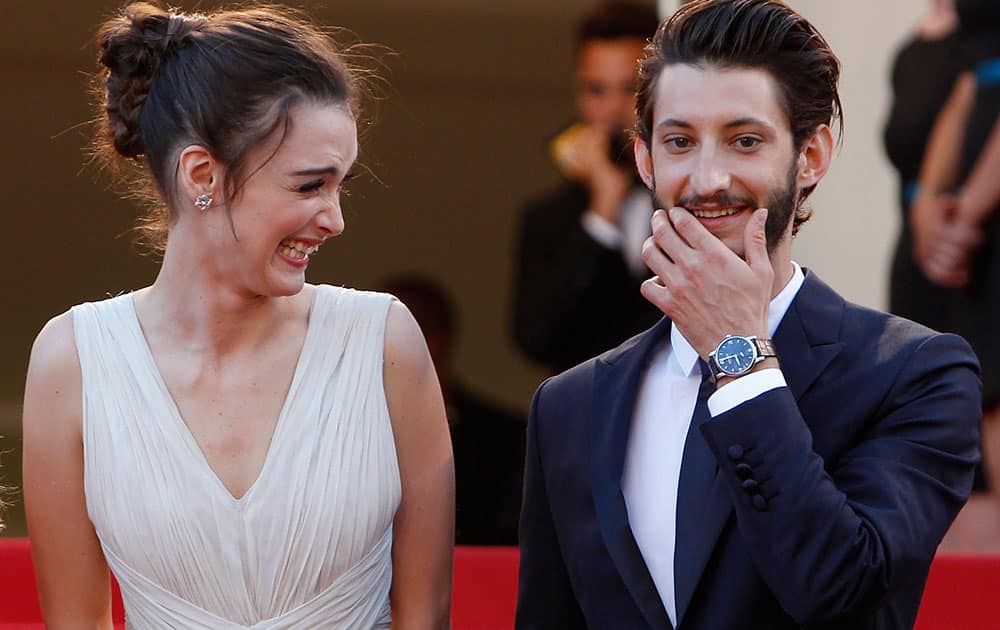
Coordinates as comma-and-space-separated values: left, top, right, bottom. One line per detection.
652, 63, 788, 131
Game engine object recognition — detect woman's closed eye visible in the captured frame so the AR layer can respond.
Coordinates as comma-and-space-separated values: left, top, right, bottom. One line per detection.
297, 179, 326, 194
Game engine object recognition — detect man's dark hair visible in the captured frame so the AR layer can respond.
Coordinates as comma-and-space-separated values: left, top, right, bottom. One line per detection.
576, 1, 660, 51
635, 0, 843, 226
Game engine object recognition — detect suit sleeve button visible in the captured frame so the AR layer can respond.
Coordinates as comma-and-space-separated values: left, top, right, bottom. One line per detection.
752, 495, 767, 511
741, 479, 759, 493
727, 445, 745, 461
735, 463, 753, 479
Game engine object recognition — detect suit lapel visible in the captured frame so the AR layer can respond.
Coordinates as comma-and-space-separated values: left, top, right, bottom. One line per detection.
672, 270, 845, 625
773, 270, 845, 400
591, 317, 674, 630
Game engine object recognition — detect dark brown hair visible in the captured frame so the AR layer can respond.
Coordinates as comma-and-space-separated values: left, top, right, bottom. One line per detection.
575, 1, 660, 51
635, 0, 843, 230
94, 2, 364, 253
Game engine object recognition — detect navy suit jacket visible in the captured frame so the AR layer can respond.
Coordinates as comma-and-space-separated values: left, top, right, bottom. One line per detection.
516, 271, 981, 629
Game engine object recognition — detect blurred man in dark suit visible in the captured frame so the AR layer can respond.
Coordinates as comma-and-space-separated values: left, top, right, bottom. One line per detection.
512, 1, 661, 373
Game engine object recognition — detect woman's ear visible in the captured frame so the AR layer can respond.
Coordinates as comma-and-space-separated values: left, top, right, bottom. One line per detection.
177, 145, 221, 208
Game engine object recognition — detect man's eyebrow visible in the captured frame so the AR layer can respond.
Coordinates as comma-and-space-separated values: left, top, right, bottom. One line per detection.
723, 117, 776, 132
655, 118, 693, 131
655, 117, 778, 132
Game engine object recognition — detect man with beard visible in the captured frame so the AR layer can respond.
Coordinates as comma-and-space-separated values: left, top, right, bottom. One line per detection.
516, 1, 982, 629
511, 1, 660, 374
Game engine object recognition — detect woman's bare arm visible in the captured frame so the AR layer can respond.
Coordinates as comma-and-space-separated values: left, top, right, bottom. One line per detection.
383, 300, 454, 629
913, 72, 981, 286
917, 72, 977, 198
22, 312, 113, 628
957, 114, 1000, 225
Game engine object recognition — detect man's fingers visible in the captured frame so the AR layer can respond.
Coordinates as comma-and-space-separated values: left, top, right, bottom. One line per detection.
640, 275, 672, 313
667, 207, 719, 251
651, 209, 694, 260
641, 234, 676, 279
742, 208, 769, 274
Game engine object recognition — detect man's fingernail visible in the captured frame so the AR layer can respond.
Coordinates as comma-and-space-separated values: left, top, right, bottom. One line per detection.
759, 208, 768, 224
669, 207, 682, 221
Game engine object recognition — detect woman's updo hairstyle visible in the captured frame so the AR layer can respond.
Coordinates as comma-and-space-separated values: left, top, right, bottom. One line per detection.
95, 2, 362, 252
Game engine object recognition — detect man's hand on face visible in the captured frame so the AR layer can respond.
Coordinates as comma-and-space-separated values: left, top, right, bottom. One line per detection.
559, 125, 632, 224
641, 207, 774, 360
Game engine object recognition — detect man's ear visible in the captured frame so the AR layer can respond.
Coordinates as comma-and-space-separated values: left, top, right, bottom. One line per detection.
797, 124, 834, 190
634, 137, 654, 190
177, 145, 221, 205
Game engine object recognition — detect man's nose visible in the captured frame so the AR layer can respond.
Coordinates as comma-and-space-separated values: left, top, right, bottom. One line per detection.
689, 147, 731, 196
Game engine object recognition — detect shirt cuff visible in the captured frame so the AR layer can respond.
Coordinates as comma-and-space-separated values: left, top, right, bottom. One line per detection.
581, 210, 623, 249
707, 368, 786, 417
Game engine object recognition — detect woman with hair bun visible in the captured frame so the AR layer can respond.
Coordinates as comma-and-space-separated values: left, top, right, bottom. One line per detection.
21, 3, 454, 627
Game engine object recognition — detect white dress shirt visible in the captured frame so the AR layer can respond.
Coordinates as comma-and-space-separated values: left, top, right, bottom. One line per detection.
622, 262, 805, 626
580, 188, 654, 277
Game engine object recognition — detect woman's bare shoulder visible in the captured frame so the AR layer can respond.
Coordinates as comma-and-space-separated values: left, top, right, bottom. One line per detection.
23, 310, 83, 433
29, 310, 80, 379
383, 299, 431, 377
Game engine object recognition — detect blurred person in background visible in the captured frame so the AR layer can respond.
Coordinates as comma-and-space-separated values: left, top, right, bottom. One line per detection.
883, 0, 997, 497
380, 276, 525, 546
884, 0, 967, 333
512, 1, 661, 374
22, 3, 453, 627
908, 0, 1000, 551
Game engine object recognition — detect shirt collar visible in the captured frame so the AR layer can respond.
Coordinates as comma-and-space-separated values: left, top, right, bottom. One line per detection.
669, 262, 805, 377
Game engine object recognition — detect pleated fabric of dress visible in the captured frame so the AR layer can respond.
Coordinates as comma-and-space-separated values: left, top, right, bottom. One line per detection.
71, 285, 401, 629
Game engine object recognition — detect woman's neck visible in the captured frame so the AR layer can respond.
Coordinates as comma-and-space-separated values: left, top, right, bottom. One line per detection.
135, 235, 300, 359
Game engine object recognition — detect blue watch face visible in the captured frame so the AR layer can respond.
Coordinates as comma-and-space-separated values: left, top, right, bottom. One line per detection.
717, 337, 756, 374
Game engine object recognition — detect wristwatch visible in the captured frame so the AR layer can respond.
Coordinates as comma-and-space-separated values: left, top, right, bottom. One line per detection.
707, 335, 778, 381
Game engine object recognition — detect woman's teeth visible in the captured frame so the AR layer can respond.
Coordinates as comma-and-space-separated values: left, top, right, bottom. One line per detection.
279, 239, 320, 260
689, 207, 743, 218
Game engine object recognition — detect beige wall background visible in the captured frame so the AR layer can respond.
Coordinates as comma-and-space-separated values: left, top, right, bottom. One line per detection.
1, 0, 924, 535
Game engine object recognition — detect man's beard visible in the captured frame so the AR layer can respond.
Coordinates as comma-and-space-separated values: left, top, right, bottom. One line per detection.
650, 157, 799, 255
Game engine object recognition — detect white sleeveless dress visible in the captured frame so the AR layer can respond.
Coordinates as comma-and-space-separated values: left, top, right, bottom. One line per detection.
71, 285, 401, 629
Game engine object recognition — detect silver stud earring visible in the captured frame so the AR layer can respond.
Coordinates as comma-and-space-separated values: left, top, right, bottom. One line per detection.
194, 194, 213, 212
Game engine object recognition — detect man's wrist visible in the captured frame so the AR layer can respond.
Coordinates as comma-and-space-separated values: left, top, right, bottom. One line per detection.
716, 356, 779, 389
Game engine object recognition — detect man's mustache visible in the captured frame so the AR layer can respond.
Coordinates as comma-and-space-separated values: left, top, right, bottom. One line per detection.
674, 194, 757, 209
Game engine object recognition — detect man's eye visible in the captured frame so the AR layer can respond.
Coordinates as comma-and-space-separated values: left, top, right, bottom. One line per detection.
735, 136, 761, 149
665, 137, 691, 150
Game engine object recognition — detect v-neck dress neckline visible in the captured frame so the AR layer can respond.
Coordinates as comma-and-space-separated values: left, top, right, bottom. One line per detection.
124, 289, 320, 505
